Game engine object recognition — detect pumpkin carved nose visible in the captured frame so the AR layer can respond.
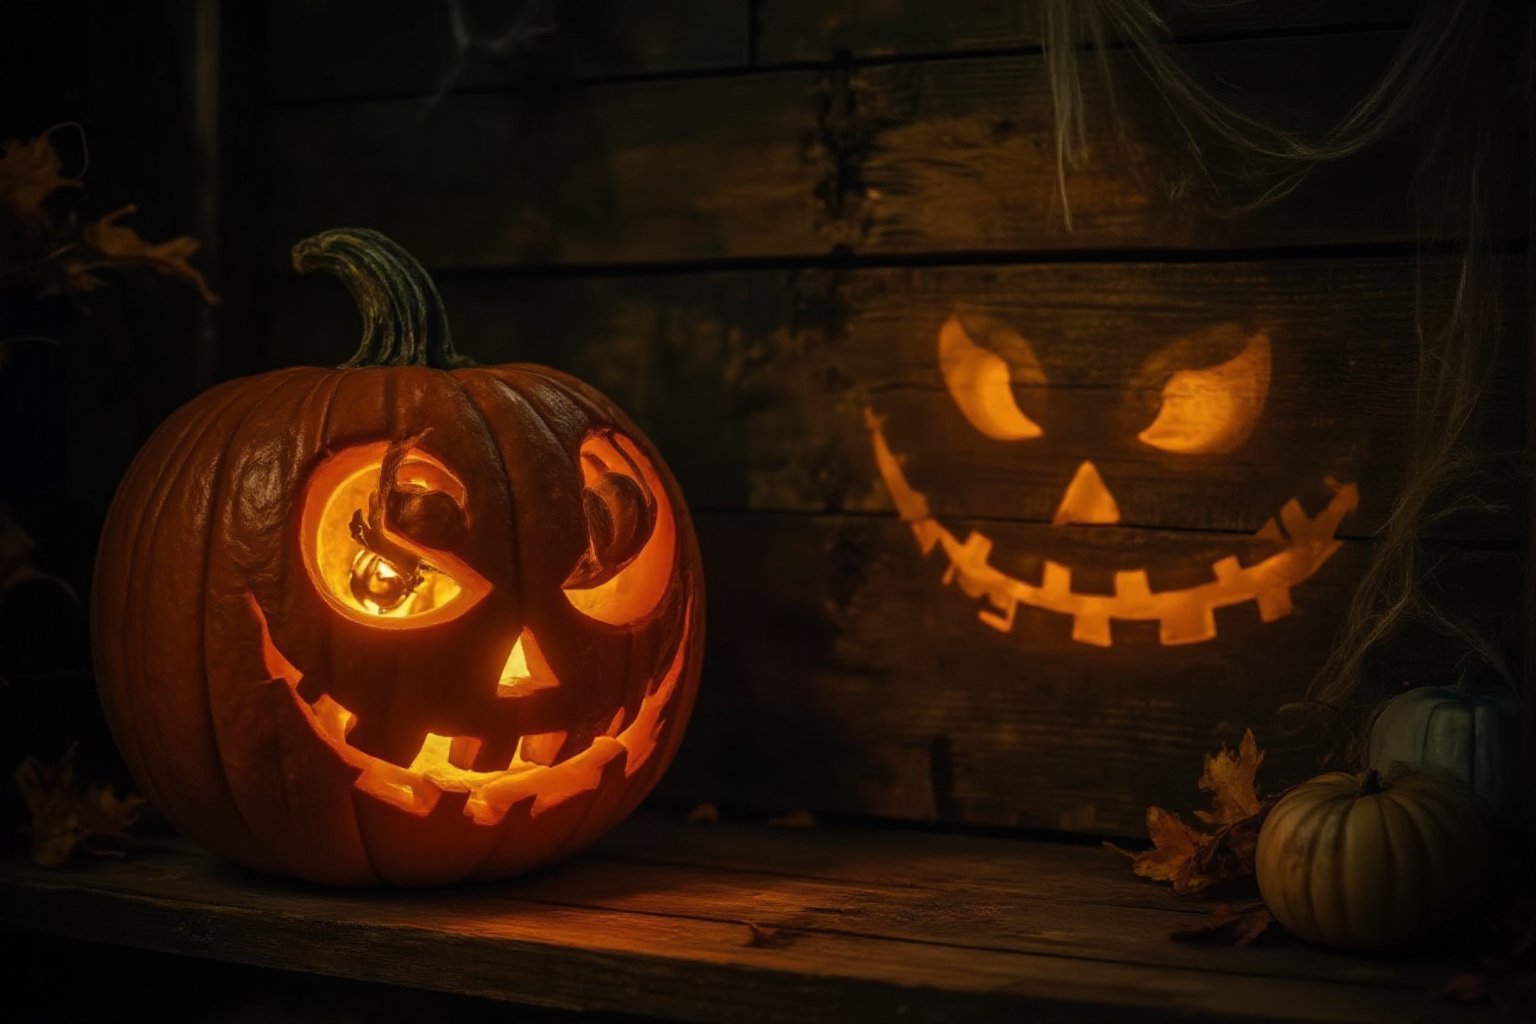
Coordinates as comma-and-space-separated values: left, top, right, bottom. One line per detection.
1053, 460, 1121, 526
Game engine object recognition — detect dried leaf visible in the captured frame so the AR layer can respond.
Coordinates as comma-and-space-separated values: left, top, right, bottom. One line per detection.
1112, 729, 1275, 897
1171, 903, 1276, 946
1195, 728, 1263, 826
0, 133, 81, 211
77, 204, 220, 304
768, 809, 817, 828
13, 747, 146, 868
1117, 807, 1216, 895
686, 801, 720, 825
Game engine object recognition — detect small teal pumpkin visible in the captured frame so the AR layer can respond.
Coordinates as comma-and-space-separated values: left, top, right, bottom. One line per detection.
1365, 670, 1520, 820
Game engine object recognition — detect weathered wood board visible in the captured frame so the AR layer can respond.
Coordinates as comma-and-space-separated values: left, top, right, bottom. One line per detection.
0, 816, 1492, 1022
757, 0, 1414, 63
267, 0, 751, 102
266, 31, 1419, 269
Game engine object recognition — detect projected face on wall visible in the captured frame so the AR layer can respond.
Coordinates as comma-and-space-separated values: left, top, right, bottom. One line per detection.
865, 313, 1358, 646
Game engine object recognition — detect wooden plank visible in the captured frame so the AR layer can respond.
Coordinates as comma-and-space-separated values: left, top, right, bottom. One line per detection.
268, 68, 817, 268
659, 511, 1517, 833
266, 32, 1421, 269
266, 257, 1523, 541
267, 0, 751, 102
758, 0, 1411, 63
0, 826, 1483, 1023
843, 32, 1418, 255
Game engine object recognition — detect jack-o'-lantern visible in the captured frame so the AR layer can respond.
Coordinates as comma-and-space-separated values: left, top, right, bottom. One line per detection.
866, 312, 1358, 646
91, 228, 704, 886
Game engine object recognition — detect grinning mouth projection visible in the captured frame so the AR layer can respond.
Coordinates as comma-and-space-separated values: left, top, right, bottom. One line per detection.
246, 593, 692, 824
864, 314, 1360, 646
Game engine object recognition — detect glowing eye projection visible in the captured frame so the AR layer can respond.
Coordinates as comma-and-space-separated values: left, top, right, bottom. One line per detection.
300, 441, 492, 628
1137, 328, 1271, 455
563, 432, 677, 626
939, 313, 1046, 441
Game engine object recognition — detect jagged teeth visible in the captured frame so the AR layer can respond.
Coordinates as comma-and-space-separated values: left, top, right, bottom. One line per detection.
1113, 569, 1151, 600
1071, 614, 1112, 647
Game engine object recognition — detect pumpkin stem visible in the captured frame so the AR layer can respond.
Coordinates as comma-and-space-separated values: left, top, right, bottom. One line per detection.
1358, 769, 1385, 796
291, 228, 470, 369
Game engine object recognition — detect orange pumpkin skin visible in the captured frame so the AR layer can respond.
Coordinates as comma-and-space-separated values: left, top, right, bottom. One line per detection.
92, 230, 704, 885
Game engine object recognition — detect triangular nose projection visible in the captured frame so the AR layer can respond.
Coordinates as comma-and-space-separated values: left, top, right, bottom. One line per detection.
1053, 460, 1121, 526
497, 630, 561, 698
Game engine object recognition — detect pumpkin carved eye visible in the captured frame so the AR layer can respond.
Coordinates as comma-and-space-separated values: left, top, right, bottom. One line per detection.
565, 462, 656, 590
300, 440, 493, 627
563, 431, 676, 626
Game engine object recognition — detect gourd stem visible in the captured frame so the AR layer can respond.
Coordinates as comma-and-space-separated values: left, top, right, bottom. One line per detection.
1358, 769, 1385, 796
291, 228, 469, 369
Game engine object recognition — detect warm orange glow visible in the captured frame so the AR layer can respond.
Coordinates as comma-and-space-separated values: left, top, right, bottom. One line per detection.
496, 631, 561, 697
1138, 330, 1271, 455
938, 314, 1045, 441
1052, 460, 1121, 526
299, 442, 492, 628
864, 409, 1358, 646
245, 592, 691, 824
563, 432, 676, 625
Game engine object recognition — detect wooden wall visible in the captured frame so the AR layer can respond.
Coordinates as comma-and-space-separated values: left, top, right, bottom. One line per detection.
248, 1, 1526, 836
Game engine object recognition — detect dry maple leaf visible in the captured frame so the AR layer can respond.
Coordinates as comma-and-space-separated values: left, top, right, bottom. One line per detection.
1116, 807, 1212, 894
12, 747, 147, 868
76, 204, 220, 304
0, 132, 82, 212
1170, 902, 1276, 946
1195, 728, 1263, 826
1111, 729, 1273, 897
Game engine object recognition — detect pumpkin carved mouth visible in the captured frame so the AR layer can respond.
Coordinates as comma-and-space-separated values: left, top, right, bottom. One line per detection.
865, 410, 1357, 645
247, 593, 690, 824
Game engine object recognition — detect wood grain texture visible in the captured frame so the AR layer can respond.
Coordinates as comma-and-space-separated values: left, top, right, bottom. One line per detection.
0, 818, 1487, 1023
269, 68, 818, 268
758, 0, 1413, 63
267, 0, 751, 102
266, 32, 1420, 269
268, 257, 1523, 541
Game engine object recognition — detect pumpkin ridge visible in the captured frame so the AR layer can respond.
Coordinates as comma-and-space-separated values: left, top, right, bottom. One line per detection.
1380, 789, 1435, 935
198, 370, 319, 873
129, 376, 292, 866
97, 379, 247, 838
281, 369, 386, 883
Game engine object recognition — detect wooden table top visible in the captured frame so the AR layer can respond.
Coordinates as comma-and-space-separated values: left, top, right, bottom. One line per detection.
0, 809, 1492, 1023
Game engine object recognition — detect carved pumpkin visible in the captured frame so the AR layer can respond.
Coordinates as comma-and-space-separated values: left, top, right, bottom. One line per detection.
1255, 769, 1491, 951
1366, 672, 1520, 821
866, 312, 1358, 646
92, 229, 705, 886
